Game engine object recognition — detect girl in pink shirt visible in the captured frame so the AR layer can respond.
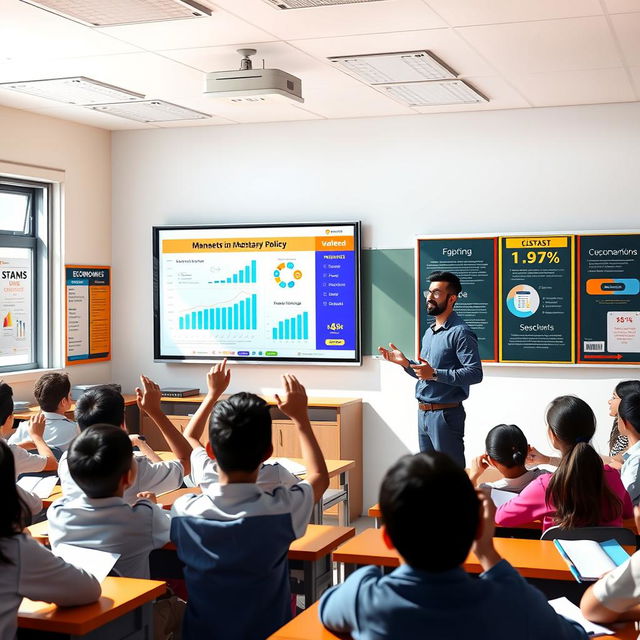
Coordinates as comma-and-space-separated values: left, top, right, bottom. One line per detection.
495, 395, 633, 532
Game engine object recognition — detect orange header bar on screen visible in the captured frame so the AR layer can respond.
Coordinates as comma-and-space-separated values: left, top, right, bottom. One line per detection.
162, 236, 354, 253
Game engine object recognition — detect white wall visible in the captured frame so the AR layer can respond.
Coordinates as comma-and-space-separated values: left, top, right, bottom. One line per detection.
0, 105, 112, 401
111, 102, 640, 510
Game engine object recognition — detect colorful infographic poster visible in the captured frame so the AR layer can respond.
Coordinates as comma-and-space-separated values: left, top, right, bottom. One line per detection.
0, 251, 32, 368
65, 265, 111, 365
417, 237, 497, 361
577, 234, 640, 364
499, 236, 574, 363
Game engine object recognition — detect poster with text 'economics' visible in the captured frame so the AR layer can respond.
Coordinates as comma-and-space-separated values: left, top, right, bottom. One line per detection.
499, 236, 574, 363
417, 237, 497, 361
578, 234, 640, 365
65, 265, 111, 366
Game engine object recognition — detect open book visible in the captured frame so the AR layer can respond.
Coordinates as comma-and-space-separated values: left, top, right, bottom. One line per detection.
548, 597, 613, 636
17, 475, 58, 499
267, 457, 306, 476
554, 538, 630, 582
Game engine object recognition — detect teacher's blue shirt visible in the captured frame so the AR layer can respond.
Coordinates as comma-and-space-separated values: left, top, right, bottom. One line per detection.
405, 310, 482, 404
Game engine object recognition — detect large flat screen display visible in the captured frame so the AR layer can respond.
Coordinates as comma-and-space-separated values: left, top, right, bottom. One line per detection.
153, 222, 361, 364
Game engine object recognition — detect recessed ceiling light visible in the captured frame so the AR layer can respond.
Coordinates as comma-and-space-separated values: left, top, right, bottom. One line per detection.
379, 80, 487, 106
19, 0, 212, 27
90, 100, 210, 122
329, 51, 455, 84
0, 76, 144, 105
262, 0, 385, 8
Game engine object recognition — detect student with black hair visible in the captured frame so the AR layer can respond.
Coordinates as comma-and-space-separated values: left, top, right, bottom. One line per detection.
171, 375, 329, 640
617, 393, 640, 505
47, 424, 171, 579
378, 271, 482, 467
58, 376, 191, 505
469, 423, 547, 493
0, 439, 100, 640
319, 451, 587, 639
8, 373, 78, 452
608, 380, 640, 458
495, 395, 633, 531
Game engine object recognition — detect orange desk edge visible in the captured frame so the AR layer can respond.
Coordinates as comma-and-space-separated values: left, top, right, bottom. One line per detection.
18, 577, 166, 635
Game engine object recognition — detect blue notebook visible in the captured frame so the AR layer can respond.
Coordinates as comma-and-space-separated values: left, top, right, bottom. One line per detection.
554, 538, 630, 583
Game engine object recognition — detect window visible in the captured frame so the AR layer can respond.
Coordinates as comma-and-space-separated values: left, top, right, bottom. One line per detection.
0, 179, 50, 372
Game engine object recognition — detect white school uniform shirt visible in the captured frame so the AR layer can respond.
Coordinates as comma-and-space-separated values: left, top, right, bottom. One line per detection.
8, 412, 79, 452
479, 468, 549, 494
47, 495, 171, 579
58, 451, 184, 505
189, 446, 300, 491
0, 533, 100, 640
3, 439, 46, 515
592, 550, 640, 612
621, 441, 640, 505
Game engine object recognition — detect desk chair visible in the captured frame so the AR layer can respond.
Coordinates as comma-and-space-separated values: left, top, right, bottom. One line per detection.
541, 526, 637, 547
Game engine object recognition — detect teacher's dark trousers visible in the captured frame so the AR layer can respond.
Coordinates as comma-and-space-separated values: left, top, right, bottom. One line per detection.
418, 405, 466, 468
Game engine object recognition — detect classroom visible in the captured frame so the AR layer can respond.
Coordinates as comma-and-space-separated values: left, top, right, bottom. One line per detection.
2, 1, 640, 638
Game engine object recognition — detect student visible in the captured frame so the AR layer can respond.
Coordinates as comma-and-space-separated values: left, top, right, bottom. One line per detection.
58, 376, 191, 504
0, 383, 57, 476
8, 373, 78, 452
469, 423, 547, 493
48, 424, 171, 579
495, 395, 632, 532
617, 393, 640, 505
319, 451, 587, 639
608, 380, 640, 458
0, 439, 101, 640
183, 359, 299, 491
171, 375, 329, 640
580, 504, 640, 623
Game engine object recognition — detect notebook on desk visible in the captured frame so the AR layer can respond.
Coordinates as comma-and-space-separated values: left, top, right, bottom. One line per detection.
554, 539, 630, 582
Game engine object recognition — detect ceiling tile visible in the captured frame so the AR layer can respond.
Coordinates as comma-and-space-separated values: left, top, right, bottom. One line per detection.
197, 96, 323, 123
610, 13, 640, 65
28, 105, 158, 129
424, 0, 602, 27
212, 0, 446, 40
292, 29, 496, 78
0, 0, 139, 61
411, 75, 530, 113
457, 16, 623, 73
603, 0, 640, 13
100, 6, 278, 51
509, 67, 636, 106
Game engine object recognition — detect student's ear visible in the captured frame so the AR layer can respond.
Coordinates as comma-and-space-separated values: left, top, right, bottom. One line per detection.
261, 443, 274, 462
381, 525, 395, 551
205, 441, 216, 460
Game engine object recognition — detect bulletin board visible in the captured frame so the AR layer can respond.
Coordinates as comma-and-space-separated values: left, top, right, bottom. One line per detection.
417, 232, 640, 365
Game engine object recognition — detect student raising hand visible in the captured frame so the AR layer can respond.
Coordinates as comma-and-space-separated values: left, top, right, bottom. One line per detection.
274, 374, 308, 422
135, 375, 163, 416
207, 358, 231, 400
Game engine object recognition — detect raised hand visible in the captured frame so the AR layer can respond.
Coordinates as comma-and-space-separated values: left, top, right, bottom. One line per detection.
207, 358, 231, 399
377, 343, 409, 367
275, 374, 308, 423
27, 413, 46, 440
135, 375, 163, 417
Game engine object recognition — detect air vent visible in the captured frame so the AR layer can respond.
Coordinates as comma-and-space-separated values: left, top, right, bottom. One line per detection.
90, 100, 210, 122
19, 0, 212, 27
380, 80, 487, 106
262, 0, 385, 9
0, 76, 143, 104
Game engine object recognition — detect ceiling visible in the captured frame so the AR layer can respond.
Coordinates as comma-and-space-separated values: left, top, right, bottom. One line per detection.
1, 0, 639, 130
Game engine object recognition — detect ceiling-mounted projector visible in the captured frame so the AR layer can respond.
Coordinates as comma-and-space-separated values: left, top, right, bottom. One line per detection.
205, 49, 304, 103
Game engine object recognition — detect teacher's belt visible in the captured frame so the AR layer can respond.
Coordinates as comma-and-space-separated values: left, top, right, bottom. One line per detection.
418, 402, 460, 411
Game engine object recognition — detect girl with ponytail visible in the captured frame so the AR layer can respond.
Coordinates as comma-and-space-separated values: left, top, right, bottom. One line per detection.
469, 424, 548, 493
495, 395, 633, 532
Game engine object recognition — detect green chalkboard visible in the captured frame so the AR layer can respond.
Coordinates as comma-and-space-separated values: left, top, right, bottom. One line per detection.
361, 249, 415, 357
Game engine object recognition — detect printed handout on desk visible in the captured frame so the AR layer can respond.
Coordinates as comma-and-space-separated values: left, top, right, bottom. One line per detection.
53, 543, 120, 583
17, 475, 58, 499
268, 457, 307, 476
548, 597, 613, 636
490, 488, 516, 508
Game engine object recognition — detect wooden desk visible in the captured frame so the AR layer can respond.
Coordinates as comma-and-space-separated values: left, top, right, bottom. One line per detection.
42, 485, 63, 510
18, 576, 165, 639
332, 528, 636, 582
157, 458, 355, 525
13, 395, 138, 421
267, 601, 640, 640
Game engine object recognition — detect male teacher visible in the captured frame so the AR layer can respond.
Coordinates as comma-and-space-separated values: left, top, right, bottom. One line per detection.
378, 271, 482, 467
